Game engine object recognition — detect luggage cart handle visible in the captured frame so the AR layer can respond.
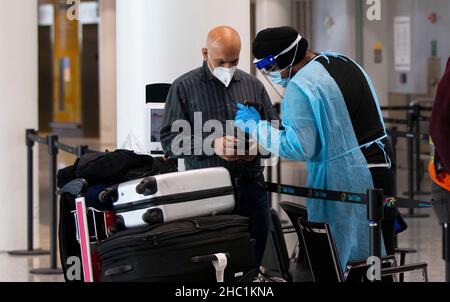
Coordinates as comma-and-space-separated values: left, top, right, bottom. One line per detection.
58, 179, 88, 197
71, 208, 104, 243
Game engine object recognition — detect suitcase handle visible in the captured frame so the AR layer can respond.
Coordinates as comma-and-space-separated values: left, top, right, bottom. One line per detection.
104, 265, 134, 277
192, 253, 230, 282
136, 177, 158, 196
191, 253, 230, 264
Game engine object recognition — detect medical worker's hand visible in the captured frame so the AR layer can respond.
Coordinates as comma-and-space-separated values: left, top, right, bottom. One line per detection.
234, 103, 261, 134
214, 136, 239, 162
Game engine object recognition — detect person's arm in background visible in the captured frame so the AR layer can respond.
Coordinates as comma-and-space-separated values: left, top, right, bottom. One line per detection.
430, 58, 450, 171
244, 81, 319, 161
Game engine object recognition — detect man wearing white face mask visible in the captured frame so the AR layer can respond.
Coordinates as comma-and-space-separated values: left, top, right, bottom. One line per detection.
160, 26, 279, 266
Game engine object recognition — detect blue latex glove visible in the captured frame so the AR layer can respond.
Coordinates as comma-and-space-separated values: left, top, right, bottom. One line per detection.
234, 103, 261, 134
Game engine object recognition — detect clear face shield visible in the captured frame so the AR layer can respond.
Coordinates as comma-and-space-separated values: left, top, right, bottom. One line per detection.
253, 35, 302, 99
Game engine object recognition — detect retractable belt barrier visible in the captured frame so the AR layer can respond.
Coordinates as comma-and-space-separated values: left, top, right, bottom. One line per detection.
387, 128, 430, 143
381, 105, 432, 112
265, 181, 432, 262
9, 129, 93, 276
383, 118, 409, 125
264, 182, 432, 209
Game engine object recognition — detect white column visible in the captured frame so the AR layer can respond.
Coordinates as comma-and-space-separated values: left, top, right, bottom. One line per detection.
99, 0, 117, 147
255, 0, 292, 30
254, 0, 292, 104
116, 0, 251, 149
0, 1, 38, 250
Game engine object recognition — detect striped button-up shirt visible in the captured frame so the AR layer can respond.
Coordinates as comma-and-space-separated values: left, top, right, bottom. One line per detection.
160, 61, 279, 180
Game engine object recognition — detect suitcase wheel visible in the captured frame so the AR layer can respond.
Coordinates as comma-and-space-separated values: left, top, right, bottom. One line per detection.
99, 185, 119, 203
136, 177, 158, 196
108, 215, 126, 235
142, 208, 164, 225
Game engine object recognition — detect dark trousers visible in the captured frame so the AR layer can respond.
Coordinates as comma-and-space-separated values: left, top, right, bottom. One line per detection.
431, 183, 450, 224
431, 183, 450, 282
232, 181, 270, 268
370, 166, 398, 256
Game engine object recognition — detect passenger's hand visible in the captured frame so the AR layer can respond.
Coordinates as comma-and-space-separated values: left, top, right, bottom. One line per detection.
214, 136, 238, 161
235, 138, 258, 162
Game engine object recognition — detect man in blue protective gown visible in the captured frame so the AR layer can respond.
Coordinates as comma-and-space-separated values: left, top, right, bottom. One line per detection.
235, 26, 397, 270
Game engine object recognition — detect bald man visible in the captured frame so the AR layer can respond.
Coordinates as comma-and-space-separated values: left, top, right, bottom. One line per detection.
160, 26, 278, 266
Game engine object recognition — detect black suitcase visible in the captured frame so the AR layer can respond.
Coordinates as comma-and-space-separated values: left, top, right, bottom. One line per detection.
97, 215, 258, 282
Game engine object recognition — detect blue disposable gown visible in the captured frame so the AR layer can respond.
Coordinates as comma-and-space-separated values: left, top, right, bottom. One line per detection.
253, 54, 388, 270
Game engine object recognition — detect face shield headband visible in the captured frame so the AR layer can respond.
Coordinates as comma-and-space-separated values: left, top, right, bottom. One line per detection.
253, 34, 302, 75
254, 35, 301, 99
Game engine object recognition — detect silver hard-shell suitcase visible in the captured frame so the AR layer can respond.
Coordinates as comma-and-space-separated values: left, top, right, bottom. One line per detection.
100, 167, 236, 228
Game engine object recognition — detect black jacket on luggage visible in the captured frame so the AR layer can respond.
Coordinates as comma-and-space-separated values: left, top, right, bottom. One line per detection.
57, 149, 178, 188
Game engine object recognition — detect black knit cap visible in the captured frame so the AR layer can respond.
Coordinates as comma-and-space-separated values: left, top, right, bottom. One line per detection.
252, 26, 309, 70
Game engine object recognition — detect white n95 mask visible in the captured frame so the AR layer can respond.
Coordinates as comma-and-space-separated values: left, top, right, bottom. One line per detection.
208, 55, 237, 88
213, 66, 237, 87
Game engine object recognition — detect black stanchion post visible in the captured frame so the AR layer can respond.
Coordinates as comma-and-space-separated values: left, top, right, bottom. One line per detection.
269, 102, 281, 210
8, 129, 49, 257
405, 106, 414, 185
49, 135, 59, 270
367, 189, 384, 259
390, 127, 399, 249
276, 157, 281, 210
267, 163, 272, 208
30, 135, 62, 275
26, 129, 35, 252
444, 223, 450, 282
407, 130, 415, 217
277, 158, 281, 191
76, 145, 88, 158
367, 189, 383, 282
405, 133, 428, 218
391, 127, 398, 164
404, 108, 429, 218
413, 104, 422, 194
276, 158, 288, 225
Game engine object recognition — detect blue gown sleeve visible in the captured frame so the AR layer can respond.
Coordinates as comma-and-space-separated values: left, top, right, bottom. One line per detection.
251, 81, 319, 161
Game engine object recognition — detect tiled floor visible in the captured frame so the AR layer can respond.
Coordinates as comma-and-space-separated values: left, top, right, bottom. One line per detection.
0, 138, 446, 282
